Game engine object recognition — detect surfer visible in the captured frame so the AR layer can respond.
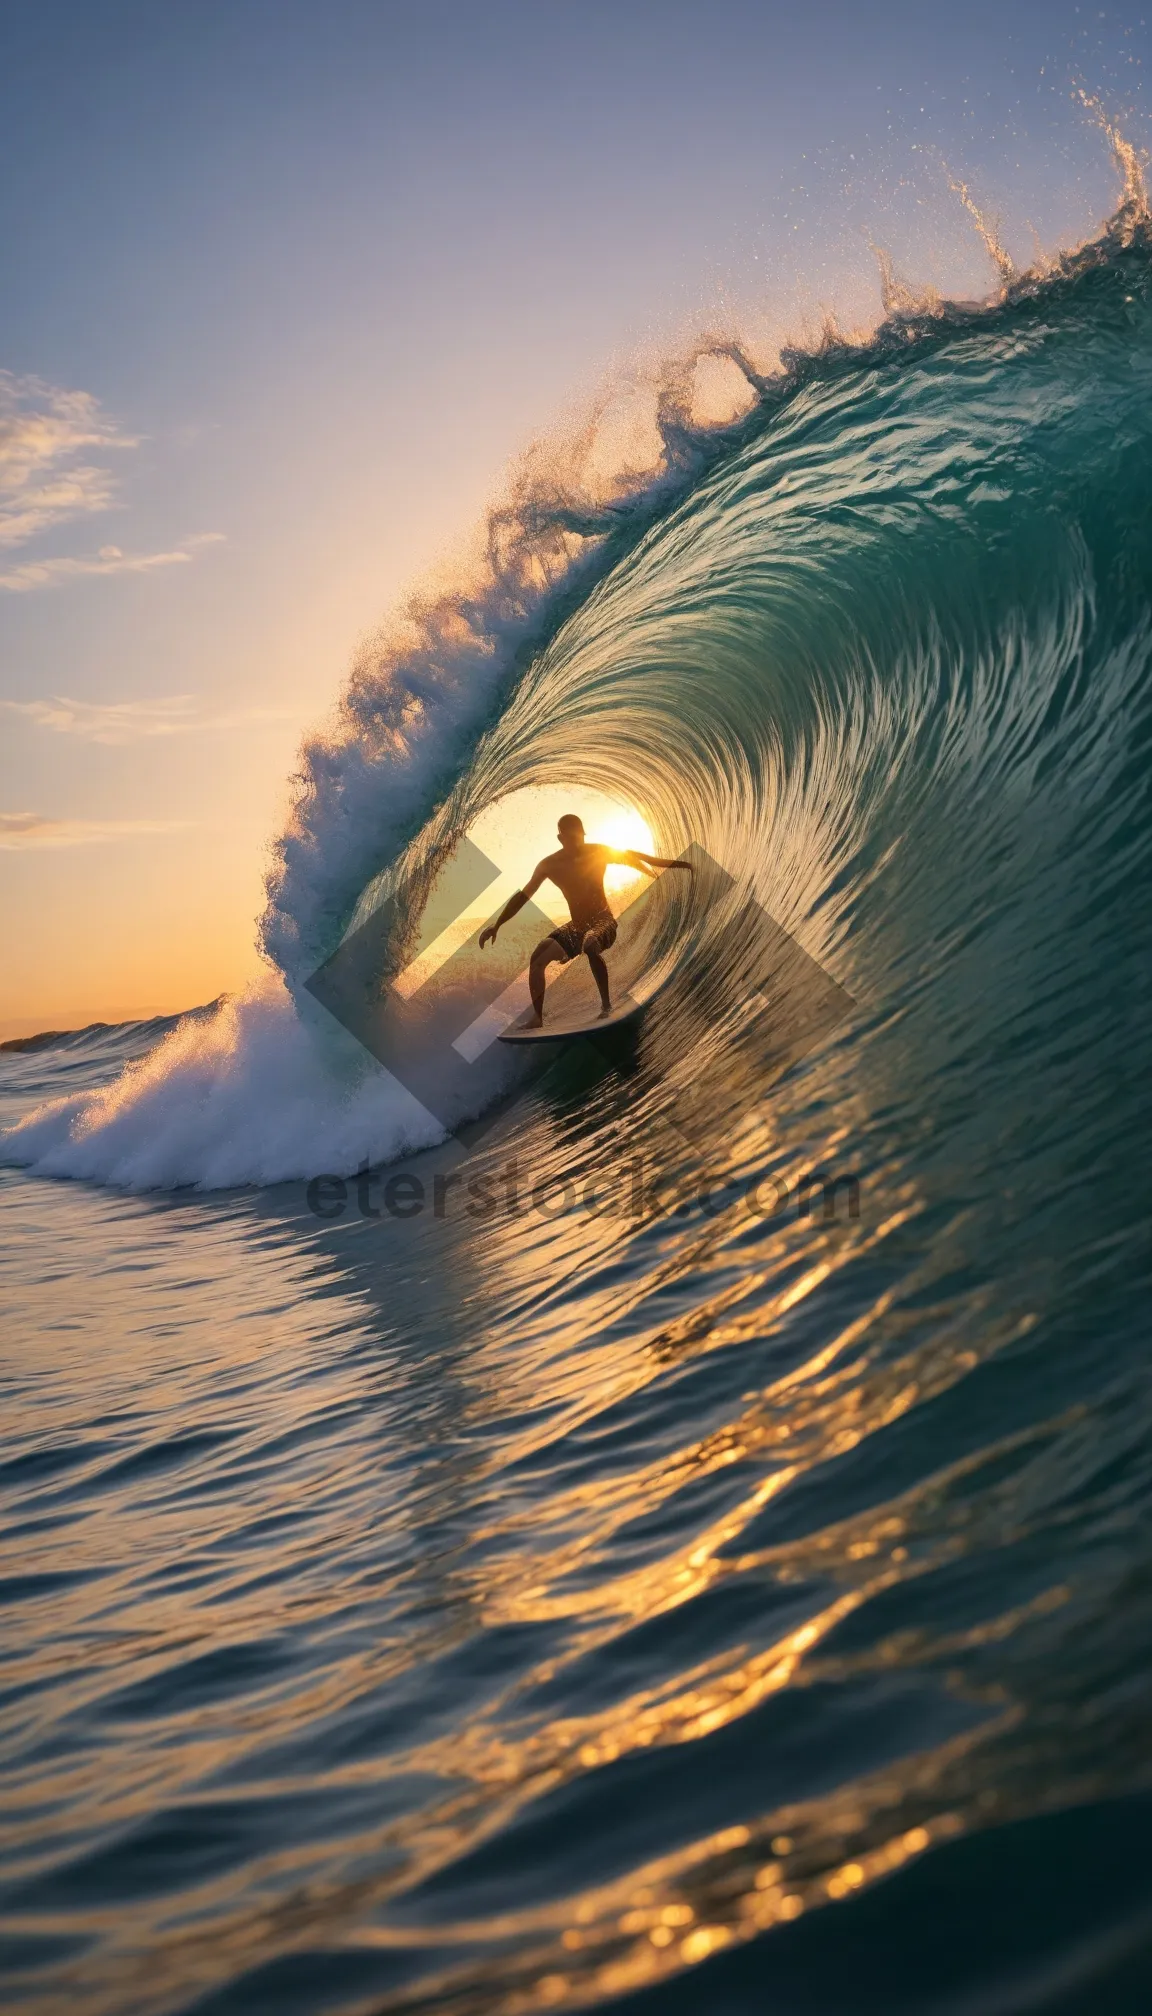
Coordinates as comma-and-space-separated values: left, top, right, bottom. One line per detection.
479, 814, 693, 1024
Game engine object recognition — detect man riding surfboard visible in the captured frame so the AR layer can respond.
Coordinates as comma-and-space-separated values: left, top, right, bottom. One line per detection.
479, 814, 693, 1026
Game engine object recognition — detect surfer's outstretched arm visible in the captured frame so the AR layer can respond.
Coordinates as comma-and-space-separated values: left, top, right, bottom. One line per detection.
479, 864, 546, 948
613, 849, 695, 877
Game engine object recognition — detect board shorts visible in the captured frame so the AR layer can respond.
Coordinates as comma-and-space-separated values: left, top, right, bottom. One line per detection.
547, 910, 618, 961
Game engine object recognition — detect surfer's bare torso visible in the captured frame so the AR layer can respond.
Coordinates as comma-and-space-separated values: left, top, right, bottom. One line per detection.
530, 842, 619, 929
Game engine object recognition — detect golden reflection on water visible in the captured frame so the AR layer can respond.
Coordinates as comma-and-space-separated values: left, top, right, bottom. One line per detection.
1, 966, 1077, 2016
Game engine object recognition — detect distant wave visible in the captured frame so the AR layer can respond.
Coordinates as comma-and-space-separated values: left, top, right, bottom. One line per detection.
0, 1005, 220, 1056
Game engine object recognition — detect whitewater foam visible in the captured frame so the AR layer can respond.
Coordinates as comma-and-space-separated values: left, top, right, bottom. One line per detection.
0, 981, 447, 1190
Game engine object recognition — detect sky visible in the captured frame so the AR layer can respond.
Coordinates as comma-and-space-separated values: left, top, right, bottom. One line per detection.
1, 0, 1149, 1037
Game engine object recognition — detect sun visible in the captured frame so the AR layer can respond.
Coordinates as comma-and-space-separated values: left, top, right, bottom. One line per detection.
589, 803, 657, 899
467, 787, 655, 923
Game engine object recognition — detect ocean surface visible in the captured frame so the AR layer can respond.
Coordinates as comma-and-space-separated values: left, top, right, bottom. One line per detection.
4, 184, 1152, 2015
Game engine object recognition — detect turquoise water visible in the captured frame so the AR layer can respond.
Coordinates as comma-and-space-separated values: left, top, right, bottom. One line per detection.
3, 218, 1152, 2014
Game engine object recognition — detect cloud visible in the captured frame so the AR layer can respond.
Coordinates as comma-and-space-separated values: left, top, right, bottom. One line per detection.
2, 695, 199, 741
0, 530, 225, 594
0, 467, 121, 551
0, 371, 225, 589
0, 812, 189, 850
1, 687, 297, 745
0, 371, 136, 549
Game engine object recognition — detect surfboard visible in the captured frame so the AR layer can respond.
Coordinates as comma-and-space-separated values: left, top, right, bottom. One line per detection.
498, 993, 645, 1044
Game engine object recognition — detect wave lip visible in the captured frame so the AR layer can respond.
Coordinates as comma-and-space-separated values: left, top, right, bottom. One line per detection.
257, 357, 773, 992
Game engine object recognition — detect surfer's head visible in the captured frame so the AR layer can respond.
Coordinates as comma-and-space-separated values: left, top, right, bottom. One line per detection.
557, 814, 584, 853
